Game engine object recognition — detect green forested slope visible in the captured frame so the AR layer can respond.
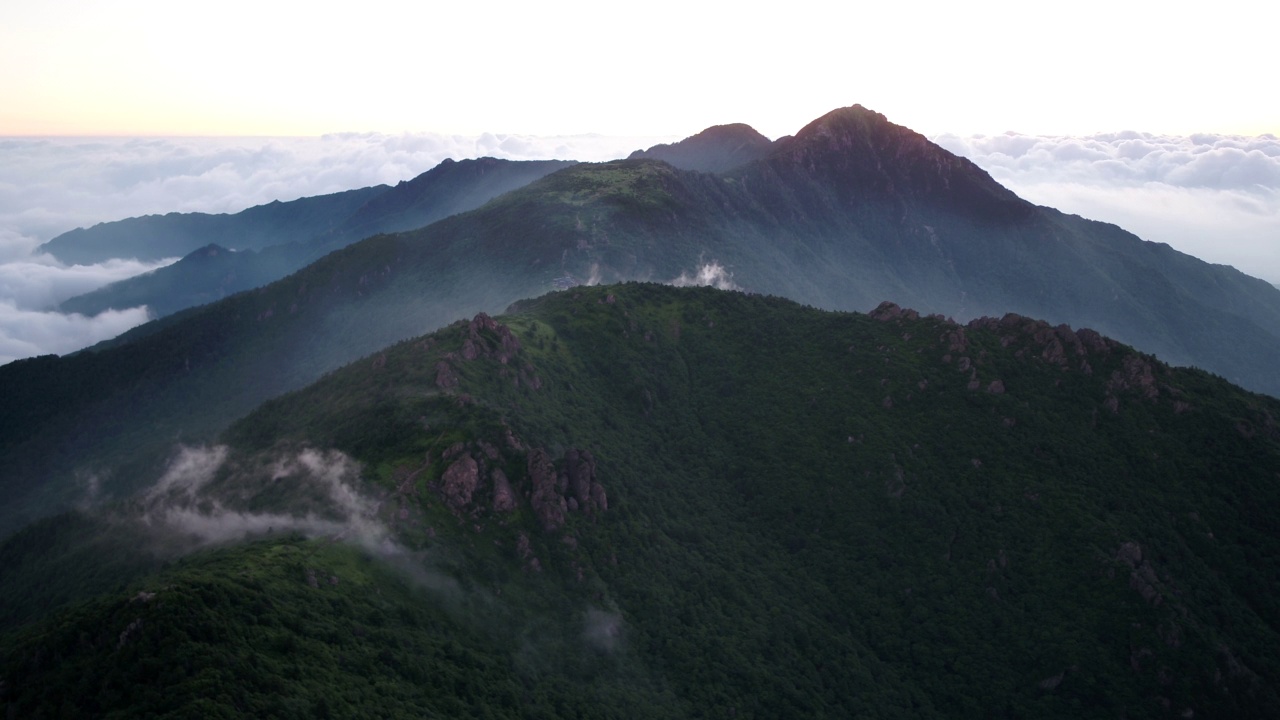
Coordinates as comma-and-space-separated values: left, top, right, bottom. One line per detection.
7, 105, 1280, 543
6, 284, 1278, 718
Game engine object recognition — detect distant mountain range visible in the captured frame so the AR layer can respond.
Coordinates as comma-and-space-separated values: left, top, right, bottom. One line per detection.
4, 104, 1280, 534
55, 158, 574, 318
3, 284, 1278, 717
39, 186, 388, 264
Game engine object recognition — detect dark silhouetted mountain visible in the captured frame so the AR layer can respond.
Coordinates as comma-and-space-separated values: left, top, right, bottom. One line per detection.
58, 243, 288, 318
3, 285, 1278, 718
56, 158, 576, 318
318, 157, 576, 251
628, 122, 775, 172
38, 186, 389, 265
4, 105, 1280, 538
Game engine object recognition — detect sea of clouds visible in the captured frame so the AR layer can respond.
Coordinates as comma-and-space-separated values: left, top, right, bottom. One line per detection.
932, 131, 1280, 285
0, 132, 670, 364
1, 129, 1277, 365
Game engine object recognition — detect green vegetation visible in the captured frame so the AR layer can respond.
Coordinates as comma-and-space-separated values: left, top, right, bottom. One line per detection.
7, 106, 1280, 541
6, 284, 1278, 717
2, 536, 670, 719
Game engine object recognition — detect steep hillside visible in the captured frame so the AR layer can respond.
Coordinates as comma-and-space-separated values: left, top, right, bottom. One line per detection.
4, 284, 1279, 718
5, 105, 1280, 537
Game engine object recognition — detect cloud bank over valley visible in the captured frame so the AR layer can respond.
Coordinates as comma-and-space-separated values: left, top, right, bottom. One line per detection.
0, 132, 671, 363
934, 130, 1280, 284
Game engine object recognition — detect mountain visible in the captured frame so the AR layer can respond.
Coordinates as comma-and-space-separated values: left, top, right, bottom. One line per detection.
628, 122, 775, 172
56, 158, 576, 318
59, 243, 289, 318
38, 186, 389, 265
4, 104, 1280, 538
4, 284, 1279, 717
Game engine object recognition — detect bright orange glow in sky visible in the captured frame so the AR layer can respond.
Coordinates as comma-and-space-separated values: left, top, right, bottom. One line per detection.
2, 0, 1277, 139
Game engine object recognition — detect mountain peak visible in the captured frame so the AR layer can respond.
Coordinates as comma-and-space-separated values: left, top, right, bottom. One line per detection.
756, 103, 1030, 220
786, 103, 924, 153
629, 122, 774, 173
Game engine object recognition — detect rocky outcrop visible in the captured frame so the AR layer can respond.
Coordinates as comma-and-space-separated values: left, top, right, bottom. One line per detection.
440, 455, 479, 512
590, 482, 608, 512
435, 313, 529, 392
492, 468, 516, 512
516, 531, 541, 572
1108, 355, 1160, 400
434, 360, 459, 389
869, 301, 919, 322
1117, 541, 1163, 606
563, 449, 608, 514
527, 448, 567, 532
464, 312, 521, 365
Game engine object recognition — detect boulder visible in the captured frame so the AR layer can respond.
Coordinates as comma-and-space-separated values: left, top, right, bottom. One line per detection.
491, 468, 516, 512
440, 455, 479, 511
527, 448, 566, 532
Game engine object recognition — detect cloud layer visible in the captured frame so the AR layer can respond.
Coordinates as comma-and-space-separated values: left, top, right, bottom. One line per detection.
933, 131, 1280, 283
0, 133, 670, 364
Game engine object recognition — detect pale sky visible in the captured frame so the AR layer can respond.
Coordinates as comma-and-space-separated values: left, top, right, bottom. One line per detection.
2, 0, 1277, 139
2, 0, 1279, 364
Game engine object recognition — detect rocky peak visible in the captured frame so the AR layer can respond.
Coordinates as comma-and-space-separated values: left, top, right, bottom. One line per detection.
869, 301, 919, 322
760, 104, 1031, 221
463, 312, 522, 364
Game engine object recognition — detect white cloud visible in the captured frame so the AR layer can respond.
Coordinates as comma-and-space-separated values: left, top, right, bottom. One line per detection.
934, 131, 1280, 283
0, 133, 669, 242
0, 301, 152, 364
670, 262, 740, 291
0, 235, 174, 309
0, 133, 672, 364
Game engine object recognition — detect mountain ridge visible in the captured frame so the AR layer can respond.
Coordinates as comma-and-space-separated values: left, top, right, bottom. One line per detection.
4, 104, 1280, 538
55, 157, 576, 318
37, 186, 390, 265
4, 283, 1279, 717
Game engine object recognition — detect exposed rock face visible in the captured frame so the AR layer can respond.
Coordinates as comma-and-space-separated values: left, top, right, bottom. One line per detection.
491, 468, 515, 512
464, 312, 522, 365
440, 455, 479, 512
516, 531, 541, 572
565, 449, 593, 508
590, 482, 608, 512
564, 448, 608, 514
435, 360, 459, 389
527, 448, 567, 532
503, 426, 525, 451
869, 301, 919, 322
1108, 355, 1159, 400
1117, 541, 1163, 606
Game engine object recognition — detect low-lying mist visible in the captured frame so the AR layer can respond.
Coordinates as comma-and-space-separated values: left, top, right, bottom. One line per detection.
134, 445, 395, 555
